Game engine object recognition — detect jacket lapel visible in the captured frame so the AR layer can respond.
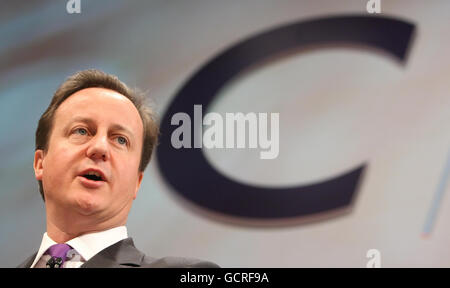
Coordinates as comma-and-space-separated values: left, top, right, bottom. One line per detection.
17, 252, 37, 268
81, 237, 145, 268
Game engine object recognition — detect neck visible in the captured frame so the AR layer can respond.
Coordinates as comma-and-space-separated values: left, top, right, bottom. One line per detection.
46, 220, 126, 243
45, 206, 128, 243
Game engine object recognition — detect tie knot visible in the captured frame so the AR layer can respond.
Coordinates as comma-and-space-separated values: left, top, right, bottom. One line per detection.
45, 243, 72, 268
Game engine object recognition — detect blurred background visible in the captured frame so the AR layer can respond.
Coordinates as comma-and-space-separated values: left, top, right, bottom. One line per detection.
1, 0, 449, 267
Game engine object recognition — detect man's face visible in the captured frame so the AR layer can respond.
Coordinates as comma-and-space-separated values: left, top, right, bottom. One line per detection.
34, 88, 144, 219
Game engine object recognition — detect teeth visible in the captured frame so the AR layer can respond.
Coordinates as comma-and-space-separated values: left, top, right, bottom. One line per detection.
87, 171, 101, 178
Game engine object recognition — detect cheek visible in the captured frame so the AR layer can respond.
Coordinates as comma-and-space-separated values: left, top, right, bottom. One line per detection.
43, 146, 79, 182
114, 156, 141, 189
119, 167, 140, 187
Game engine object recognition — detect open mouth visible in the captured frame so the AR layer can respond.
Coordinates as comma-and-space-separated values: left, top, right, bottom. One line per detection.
81, 171, 105, 182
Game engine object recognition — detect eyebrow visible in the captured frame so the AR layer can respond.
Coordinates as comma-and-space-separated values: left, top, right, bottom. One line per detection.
64, 117, 95, 131
65, 117, 135, 140
109, 124, 135, 141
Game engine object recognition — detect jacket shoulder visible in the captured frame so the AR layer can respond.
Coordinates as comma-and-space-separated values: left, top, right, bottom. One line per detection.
82, 238, 219, 268
141, 256, 220, 268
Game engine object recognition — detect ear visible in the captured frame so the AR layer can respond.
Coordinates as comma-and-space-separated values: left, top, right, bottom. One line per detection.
34, 150, 45, 181
133, 171, 144, 200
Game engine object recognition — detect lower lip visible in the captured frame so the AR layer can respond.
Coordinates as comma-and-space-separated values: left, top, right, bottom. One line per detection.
78, 176, 106, 189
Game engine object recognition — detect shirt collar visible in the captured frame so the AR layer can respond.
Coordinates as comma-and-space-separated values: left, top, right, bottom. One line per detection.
30, 226, 128, 268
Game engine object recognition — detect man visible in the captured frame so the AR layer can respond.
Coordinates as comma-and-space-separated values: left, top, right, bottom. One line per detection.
18, 69, 218, 268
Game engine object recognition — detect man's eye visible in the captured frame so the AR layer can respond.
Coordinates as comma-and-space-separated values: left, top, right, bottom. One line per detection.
74, 128, 88, 135
117, 136, 128, 145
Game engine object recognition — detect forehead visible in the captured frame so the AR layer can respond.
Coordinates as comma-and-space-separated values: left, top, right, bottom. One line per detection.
54, 87, 143, 135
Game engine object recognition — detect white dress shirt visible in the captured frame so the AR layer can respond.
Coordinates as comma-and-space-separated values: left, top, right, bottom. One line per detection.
31, 226, 128, 268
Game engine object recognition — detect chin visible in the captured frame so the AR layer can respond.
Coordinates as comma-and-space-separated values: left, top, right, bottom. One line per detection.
74, 193, 104, 215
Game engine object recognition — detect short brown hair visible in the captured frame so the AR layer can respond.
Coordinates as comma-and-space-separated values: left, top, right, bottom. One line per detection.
35, 69, 159, 200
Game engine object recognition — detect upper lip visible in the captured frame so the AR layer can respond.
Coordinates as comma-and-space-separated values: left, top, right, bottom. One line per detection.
78, 168, 108, 182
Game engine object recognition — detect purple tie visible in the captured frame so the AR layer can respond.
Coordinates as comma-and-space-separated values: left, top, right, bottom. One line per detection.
45, 244, 72, 268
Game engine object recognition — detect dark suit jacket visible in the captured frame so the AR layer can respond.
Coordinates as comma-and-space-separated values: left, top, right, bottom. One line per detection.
17, 237, 219, 268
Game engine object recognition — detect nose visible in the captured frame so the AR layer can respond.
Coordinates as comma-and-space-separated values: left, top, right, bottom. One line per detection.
86, 132, 110, 161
